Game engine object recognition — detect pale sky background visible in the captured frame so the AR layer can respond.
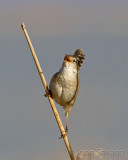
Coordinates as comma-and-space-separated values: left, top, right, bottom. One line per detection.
0, 0, 128, 160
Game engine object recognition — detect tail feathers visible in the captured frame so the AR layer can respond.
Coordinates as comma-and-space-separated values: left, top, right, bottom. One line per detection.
73, 49, 85, 70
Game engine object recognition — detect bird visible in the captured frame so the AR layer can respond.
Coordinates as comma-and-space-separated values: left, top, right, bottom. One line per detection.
48, 49, 85, 136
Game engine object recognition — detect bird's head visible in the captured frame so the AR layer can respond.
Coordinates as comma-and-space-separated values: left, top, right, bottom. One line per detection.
64, 55, 76, 63
64, 55, 78, 69
63, 49, 85, 70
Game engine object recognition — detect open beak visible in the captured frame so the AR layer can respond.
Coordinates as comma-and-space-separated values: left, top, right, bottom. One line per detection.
64, 56, 72, 62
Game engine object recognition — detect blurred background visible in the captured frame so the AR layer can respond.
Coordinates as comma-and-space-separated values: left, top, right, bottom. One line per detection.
0, 0, 128, 160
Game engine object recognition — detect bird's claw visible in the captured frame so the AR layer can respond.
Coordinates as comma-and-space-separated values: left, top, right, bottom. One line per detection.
65, 125, 68, 133
44, 89, 52, 97
59, 129, 67, 139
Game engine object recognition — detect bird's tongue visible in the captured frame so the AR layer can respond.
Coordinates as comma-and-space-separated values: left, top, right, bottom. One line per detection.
65, 56, 71, 62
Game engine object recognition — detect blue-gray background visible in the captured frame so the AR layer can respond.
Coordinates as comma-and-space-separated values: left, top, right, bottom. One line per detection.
0, 0, 128, 160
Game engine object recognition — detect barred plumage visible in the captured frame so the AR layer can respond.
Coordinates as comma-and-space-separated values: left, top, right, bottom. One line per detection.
73, 49, 85, 70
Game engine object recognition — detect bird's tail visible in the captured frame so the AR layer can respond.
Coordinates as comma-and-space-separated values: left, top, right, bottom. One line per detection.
73, 49, 85, 70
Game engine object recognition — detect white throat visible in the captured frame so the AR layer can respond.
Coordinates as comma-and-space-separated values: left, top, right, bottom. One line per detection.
60, 62, 77, 77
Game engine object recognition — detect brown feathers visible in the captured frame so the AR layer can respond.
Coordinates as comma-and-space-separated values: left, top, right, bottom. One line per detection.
73, 49, 85, 70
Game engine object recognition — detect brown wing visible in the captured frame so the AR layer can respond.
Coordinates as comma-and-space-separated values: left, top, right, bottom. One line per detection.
67, 73, 80, 107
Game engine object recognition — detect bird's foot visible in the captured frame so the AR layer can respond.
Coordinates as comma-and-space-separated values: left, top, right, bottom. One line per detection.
65, 125, 68, 133
44, 88, 52, 97
59, 129, 68, 139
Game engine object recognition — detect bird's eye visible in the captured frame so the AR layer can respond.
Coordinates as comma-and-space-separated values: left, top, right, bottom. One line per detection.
73, 59, 76, 62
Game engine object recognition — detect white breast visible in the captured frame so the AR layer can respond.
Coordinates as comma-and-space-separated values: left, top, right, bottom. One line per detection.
50, 62, 78, 107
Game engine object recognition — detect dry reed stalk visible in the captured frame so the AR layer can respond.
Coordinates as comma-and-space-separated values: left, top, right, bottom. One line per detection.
21, 23, 76, 160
